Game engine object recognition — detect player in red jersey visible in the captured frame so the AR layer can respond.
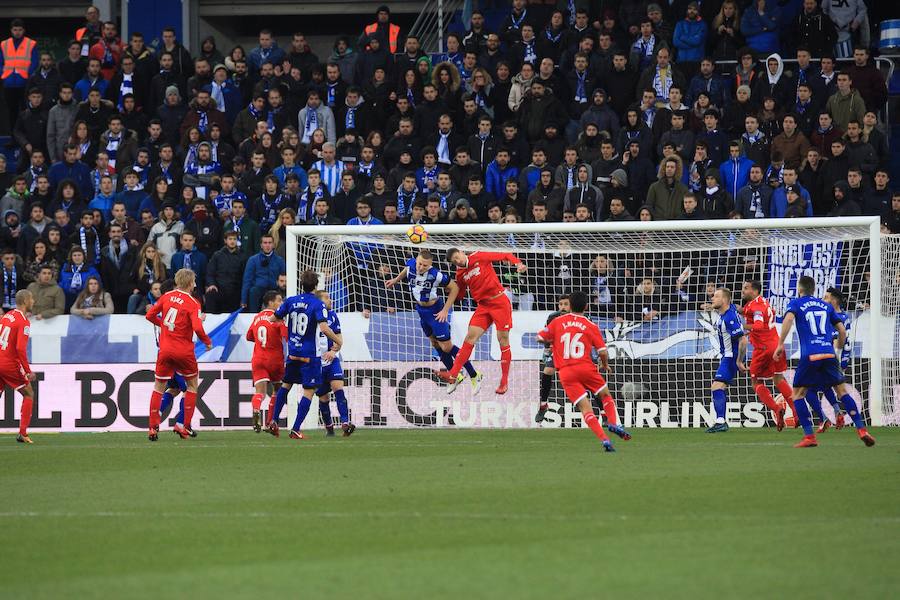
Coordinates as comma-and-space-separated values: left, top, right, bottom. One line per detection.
1, 290, 37, 444
144, 269, 212, 441
246, 290, 287, 432
738, 280, 795, 431
438, 248, 527, 394
536, 291, 630, 452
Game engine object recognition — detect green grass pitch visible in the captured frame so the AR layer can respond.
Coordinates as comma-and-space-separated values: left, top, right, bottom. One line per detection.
2, 428, 898, 599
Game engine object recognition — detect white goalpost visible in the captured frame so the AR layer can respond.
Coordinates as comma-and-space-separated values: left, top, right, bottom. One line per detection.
286, 218, 896, 430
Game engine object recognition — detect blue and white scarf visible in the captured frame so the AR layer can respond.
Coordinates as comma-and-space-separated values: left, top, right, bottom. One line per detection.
523, 40, 537, 64
2, 266, 16, 309
397, 189, 416, 215
303, 107, 318, 143
574, 70, 587, 103
70, 263, 84, 289
80, 226, 101, 265
118, 73, 133, 110
197, 109, 209, 133
345, 105, 357, 130
327, 82, 338, 107
105, 134, 121, 168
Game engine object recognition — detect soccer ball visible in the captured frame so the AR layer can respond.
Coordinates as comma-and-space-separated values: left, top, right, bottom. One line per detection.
407, 225, 428, 244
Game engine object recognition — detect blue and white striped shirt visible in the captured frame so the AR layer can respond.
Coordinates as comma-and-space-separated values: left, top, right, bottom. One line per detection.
313, 159, 345, 195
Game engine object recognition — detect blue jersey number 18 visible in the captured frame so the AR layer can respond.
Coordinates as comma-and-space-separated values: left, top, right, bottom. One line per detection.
289, 313, 309, 336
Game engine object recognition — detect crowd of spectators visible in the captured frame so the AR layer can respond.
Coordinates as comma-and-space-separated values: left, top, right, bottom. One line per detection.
0, 1, 896, 318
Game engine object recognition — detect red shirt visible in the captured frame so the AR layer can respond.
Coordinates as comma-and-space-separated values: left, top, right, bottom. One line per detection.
0, 309, 31, 374
145, 290, 211, 354
537, 313, 606, 370
743, 296, 779, 348
246, 309, 287, 362
454, 251, 521, 303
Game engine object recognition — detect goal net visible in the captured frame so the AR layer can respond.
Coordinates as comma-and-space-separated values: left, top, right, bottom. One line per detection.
287, 219, 895, 429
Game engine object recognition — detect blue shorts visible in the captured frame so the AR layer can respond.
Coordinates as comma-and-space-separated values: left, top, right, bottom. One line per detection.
714, 358, 738, 385
417, 304, 451, 341
167, 374, 187, 392
283, 357, 323, 389
793, 357, 844, 389
315, 359, 344, 396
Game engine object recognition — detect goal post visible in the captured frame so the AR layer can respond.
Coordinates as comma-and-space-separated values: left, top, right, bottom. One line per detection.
286, 217, 894, 429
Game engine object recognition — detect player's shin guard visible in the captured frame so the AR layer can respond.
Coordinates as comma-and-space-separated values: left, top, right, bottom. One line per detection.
266, 395, 277, 424
175, 398, 185, 425
319, 400, 333, 428
292, 396, 312, 432
449, 341, 474, 378
149, 390, 162, 430
539, 372, 552, 407
182, 392, 197, 428
793, 397, 814, 436
840, 394, 866, 430
600, 395, 618, 426
499, 345, 512, 385
159, 391, 174, 415
823, 387, 841, 411
712, 389, 727, 422
450, 345, 478, 378
753, 383, 779, 412
272, 388, 289, 422
334, 389, 350, 423
19, 397, 33, 436
806, 390, 827, 422
776, 379, 796, 415
582, 410, 610, 442
251, 393, 263, 411
438, 350, 455, 371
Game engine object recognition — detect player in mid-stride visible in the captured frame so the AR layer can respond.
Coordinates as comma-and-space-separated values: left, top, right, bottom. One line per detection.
738, 280, 795, 430
1, 290, 37, 443
439, 248, 527, 395
145, 269, 212, 441
385, 249, 482, 393
314, 289, 356, 437
707, 287, 743, 433
536, 291, 630, 452
266, 270, 342, 439
774, 276, 875, 448
246, 290, 287, 433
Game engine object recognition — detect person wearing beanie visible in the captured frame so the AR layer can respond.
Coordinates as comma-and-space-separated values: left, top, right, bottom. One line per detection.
700, 168, 734, 218
149, 51, 184, 116
606, 168, 635, 219
827, 180, 861, 217
360, 5, 400, 54
157, 83, 187, 146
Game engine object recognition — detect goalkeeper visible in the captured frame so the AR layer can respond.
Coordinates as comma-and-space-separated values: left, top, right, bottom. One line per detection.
535, 295, 570, 423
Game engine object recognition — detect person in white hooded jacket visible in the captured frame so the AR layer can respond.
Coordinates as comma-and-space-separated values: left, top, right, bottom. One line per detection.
752, 53, 791, 108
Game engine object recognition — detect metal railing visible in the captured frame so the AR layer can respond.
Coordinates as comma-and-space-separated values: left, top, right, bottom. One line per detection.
408, 0, 466, 54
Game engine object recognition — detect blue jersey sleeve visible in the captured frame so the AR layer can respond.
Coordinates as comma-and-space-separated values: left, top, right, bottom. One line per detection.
329, 310, 342, 334
785, 297, 800, 317
432, 267, 450, 287
725, 309, 744, 339
274, 298, 290, 320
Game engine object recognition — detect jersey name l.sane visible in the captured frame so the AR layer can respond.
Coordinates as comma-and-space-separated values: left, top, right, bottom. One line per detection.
538, 313, 606, 370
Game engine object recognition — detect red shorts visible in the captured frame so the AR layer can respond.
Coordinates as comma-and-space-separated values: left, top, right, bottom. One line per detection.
558, 364, 607, 404
0, 364, 28, 390
469, 294, 513, 331
750, 344, 787, 379
155, 349, 199, 380
251, 357, 285, 386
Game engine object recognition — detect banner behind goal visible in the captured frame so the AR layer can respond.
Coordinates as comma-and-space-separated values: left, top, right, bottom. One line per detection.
287, 219, 895, 429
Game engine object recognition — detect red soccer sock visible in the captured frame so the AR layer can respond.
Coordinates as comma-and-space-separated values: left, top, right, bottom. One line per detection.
499, 345, 512, 385
182, 391, 197, 428
449, 341, 474, 378
600, 395, 618, 426
149, 390, 162, 430
251, 393, 263, 411
266, 395, 277, 425
776, 380, 796, 415
19, 397, 33, 436
582, 411, 610, 442
754, 383, 779, 412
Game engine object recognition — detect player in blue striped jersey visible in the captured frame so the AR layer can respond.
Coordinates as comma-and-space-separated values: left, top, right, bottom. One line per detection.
774, 276, 875, 447
808, 287, 851, 433
707, 288, 744, 433
385, 249, 482, 393
315, 290, 355, 437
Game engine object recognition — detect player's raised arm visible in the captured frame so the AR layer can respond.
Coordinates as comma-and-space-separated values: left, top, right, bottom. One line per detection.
773, 312, 795, 361
385, 267, 408, 288
479, 251, 528, 273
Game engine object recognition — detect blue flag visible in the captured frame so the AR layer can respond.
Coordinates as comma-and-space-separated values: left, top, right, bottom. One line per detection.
196, 308, 242, 362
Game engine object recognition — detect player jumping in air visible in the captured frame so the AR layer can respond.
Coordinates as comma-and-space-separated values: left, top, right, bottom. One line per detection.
314, 289, 356, 437
385, 249, 482, 393
1, 290, 37, 444
536, 291, 630, 452
707, 288, 743, 433
535, 295, 570, 423
773, 276, 875, 448
266, 270, 342, 439
439, 248, 527, 395
808, 287, 850, 433
246, 290, 287, 433
145, 269, 212, 441
738, 280, 795, 430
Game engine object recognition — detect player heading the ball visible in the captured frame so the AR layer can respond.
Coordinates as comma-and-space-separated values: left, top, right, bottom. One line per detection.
440, 248, 526, 395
